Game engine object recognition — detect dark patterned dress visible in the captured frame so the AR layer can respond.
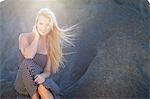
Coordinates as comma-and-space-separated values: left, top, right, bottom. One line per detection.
15, 51, 61, 98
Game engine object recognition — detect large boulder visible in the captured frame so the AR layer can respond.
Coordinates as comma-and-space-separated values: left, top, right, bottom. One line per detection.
0, 0, 149, 99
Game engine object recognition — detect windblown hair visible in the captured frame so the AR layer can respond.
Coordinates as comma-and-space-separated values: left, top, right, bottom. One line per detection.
35, 8, 76, 73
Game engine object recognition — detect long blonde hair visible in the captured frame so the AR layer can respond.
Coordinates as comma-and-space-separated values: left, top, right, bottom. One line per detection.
35, 8, 77, 74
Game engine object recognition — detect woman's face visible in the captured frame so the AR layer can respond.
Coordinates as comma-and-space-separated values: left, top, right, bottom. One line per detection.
36, 15, 51, 36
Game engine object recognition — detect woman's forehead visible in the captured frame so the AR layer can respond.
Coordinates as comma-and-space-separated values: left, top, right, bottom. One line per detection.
38, 15, 50, 24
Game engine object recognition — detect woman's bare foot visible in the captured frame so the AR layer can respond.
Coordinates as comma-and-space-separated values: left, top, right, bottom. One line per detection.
38, 84, 54, 99
32, 91, 40, 99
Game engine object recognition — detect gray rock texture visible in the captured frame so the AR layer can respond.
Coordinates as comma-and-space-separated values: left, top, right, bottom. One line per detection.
0, 0, 149, 99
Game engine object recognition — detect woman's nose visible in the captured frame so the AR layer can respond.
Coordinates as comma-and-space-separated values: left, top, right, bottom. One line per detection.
41, 26, 47, 30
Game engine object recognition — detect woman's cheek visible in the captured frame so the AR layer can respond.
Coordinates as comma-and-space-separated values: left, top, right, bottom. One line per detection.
47, 27, 51, 33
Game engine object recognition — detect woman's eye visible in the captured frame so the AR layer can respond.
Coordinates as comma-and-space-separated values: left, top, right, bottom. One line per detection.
39, 23, 43, 25
46, 24, 49, 26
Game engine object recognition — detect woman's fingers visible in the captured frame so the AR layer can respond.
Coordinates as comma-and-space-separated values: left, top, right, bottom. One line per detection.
34, 75, 38, 79
32, 25, 40, 37
34, 75, 40, 82
34, 74, 45, 84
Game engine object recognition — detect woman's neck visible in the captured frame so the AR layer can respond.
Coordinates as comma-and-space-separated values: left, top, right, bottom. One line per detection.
39, 35, 47, 43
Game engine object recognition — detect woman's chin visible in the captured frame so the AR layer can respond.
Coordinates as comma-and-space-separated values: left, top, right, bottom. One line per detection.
39, 32, 47, 36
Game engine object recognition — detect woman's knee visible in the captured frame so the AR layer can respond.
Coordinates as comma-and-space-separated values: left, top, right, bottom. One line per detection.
18, 59, 31, 72
20, 59, 34, 67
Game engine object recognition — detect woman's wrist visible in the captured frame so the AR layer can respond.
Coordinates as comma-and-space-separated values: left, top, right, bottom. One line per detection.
41, 72, 50, 78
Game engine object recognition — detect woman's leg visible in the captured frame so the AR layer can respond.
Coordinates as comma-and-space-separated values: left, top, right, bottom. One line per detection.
38, 84, 54, 99
15, 66, 29, 96
20, 59, 43, 97
32, 91, 40, 99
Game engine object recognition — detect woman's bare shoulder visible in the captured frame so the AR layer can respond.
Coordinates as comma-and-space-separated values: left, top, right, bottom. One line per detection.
19, 32, 33, 41
19, 33, 31, 39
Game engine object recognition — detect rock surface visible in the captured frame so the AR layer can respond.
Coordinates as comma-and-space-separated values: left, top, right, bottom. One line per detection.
0, 0, 149, 99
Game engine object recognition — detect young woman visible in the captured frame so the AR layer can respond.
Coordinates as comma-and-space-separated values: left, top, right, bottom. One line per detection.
15, 8, 75, 99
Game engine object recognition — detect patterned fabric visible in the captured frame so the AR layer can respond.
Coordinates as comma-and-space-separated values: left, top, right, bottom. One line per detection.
15, 51, 59, 97
15, 58, 44, 97
15, 51, 61, 98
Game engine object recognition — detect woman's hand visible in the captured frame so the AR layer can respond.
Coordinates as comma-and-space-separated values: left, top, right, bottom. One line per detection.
32, 25, 40, 38
34, 74, 45, 84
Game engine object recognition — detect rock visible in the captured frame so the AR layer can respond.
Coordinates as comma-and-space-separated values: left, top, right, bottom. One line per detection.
0, 0, 149, 99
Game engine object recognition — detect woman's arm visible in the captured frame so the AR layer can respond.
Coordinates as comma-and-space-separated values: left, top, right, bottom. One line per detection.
19, 26, 40, 59
41, 58, 51, 78
19, 33, 39, 59
34, 58, 51, 84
